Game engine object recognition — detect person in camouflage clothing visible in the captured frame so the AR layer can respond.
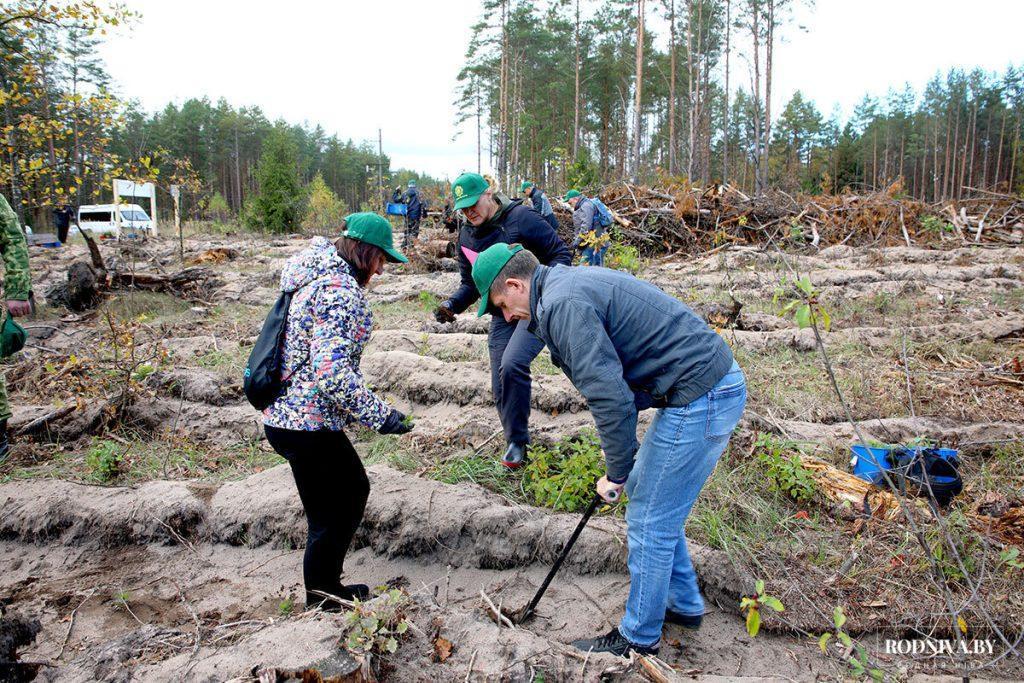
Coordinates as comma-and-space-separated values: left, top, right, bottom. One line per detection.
0, 194, 32, 462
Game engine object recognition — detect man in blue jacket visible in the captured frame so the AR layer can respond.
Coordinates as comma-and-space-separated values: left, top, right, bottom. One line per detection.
434, 173, 571, 468
471, 243, 747, 657
564, 189, 608, 266
403, 180, 426, 248
521, 181, 559, 231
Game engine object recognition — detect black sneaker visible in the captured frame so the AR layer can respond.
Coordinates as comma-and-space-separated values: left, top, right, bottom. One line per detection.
501, 442, 527, 469
572, 627, 659, 657
665, 609, 702, 630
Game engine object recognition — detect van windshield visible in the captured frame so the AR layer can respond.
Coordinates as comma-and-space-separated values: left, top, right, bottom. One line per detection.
121, 210, 150, 221
79, 211, 112, 222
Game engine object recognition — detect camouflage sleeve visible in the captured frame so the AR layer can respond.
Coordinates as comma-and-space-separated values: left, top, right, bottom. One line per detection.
0, 195, 31, 300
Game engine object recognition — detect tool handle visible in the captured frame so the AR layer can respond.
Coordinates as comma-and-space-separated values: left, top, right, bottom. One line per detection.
518, 492, 603, 623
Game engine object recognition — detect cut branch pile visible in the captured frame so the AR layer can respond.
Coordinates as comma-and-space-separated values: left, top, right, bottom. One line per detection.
554, 182, 1024, 254
45, 229, 221, 310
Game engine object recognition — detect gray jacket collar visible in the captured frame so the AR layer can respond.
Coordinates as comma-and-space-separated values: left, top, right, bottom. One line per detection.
527, 265, 551, 336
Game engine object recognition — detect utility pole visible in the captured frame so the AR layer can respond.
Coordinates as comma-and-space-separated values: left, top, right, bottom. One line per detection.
377, 128, 384, 213
476, 82, 482, 173
632, 0, 645, 182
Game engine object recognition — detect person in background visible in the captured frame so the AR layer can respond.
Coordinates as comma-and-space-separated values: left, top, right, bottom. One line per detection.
403, 180, 427, 248
520, 181, 559, 231
262, 212, 414, 611
433, 173, 571, 468
0, 194, 32, 464
53, 203, 74, 244
564, 189, 608, 266
471, 243, 746, 657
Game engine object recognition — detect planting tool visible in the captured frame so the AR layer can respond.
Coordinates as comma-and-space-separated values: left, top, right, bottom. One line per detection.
513, 490, 610, 624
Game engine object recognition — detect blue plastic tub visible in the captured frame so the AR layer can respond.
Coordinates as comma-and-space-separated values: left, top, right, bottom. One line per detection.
850, 445, 893, 485
386, 202, 407, 216
851, 444, 960, 485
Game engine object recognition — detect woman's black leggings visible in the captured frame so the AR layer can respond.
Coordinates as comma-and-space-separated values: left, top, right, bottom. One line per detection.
264, 425, 369, 598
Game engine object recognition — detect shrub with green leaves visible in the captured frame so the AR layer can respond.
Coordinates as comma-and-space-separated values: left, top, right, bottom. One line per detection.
342, 589, 411, 656
606, 242, 642, 274
86, 439, 122, 482
753, 434, 816, 504
920, 214, 955, 235
524, 430, 608, 512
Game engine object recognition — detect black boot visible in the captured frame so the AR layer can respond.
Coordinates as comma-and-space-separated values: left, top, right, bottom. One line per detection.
501, 442, 527, 469
665, 609, 703, 630
0, 420, 9, 465
305, 583, 370, 612
572, 627, 659, 657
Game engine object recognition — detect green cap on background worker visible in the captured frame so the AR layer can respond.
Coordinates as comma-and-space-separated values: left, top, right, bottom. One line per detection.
451, 172, 491, 210
521, 181, 535, 194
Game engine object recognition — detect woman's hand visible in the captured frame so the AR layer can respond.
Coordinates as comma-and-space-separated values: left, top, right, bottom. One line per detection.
379, 409, 413, 435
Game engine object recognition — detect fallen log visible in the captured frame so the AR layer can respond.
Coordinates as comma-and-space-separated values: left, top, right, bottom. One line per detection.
797, 452, 1024, 545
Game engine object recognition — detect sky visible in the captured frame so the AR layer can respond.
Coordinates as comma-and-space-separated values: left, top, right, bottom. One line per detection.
98, 0, 1023, 179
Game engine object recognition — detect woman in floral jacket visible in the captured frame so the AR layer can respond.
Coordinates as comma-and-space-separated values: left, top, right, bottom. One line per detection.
263, 213, 412, 610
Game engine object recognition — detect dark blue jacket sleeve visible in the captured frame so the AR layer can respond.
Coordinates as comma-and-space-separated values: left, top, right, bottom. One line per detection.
446, 239, 479, 314
518, 207, 571, 266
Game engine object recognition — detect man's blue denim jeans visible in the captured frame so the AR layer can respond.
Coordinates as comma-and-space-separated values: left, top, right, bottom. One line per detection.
619, 361, 747, 647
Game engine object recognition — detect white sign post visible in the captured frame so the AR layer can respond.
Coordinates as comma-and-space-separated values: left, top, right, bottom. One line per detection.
113, 180, 158, 236
170, 185, 182, 260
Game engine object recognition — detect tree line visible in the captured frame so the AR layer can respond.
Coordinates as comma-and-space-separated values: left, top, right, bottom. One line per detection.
457, 0, 1024, 200
0, 2, 441, 231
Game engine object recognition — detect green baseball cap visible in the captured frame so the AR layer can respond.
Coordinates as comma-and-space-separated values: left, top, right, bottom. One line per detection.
520, 181, 534, 192
472, 242, 523, 317
452, 172, 489, 210
563, 189, 581, 201
343, 212, 408, 263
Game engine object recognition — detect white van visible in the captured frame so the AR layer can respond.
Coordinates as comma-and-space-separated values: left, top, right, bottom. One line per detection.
73, 203, 153, 239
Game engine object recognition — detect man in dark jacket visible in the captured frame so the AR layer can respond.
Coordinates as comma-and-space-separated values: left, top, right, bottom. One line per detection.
471, 243, 746, 657
435, 173, 571, 468
403, 180, 426, 248
521, 181, 558, 231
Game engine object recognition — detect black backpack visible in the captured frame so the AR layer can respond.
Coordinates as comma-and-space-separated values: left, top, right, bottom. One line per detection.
892, 448, 963, 507
243, 292, 306, 411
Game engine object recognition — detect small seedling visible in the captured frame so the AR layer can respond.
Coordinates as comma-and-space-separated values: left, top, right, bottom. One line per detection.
739, 579, 784, 637
342, 589, 411, 656
773, 275, 832, 331
1000, 547, 1024, 571
86, 440, 123, 482
417, 291, 440, 311
754, 435, 816, 504
818, 606, 883, 681
279, 596, 294, 616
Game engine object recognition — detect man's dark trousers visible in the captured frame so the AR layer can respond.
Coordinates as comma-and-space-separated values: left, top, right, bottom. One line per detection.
404, 216, 421, 247
488, 316, 544, 446
542, 212, 559, 232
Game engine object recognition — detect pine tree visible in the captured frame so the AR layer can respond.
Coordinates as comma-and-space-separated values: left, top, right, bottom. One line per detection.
302, 172, 347, 232
248, 128, 303, 233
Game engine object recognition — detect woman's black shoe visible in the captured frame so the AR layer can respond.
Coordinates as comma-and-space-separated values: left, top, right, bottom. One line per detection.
305, 584, 370, 612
